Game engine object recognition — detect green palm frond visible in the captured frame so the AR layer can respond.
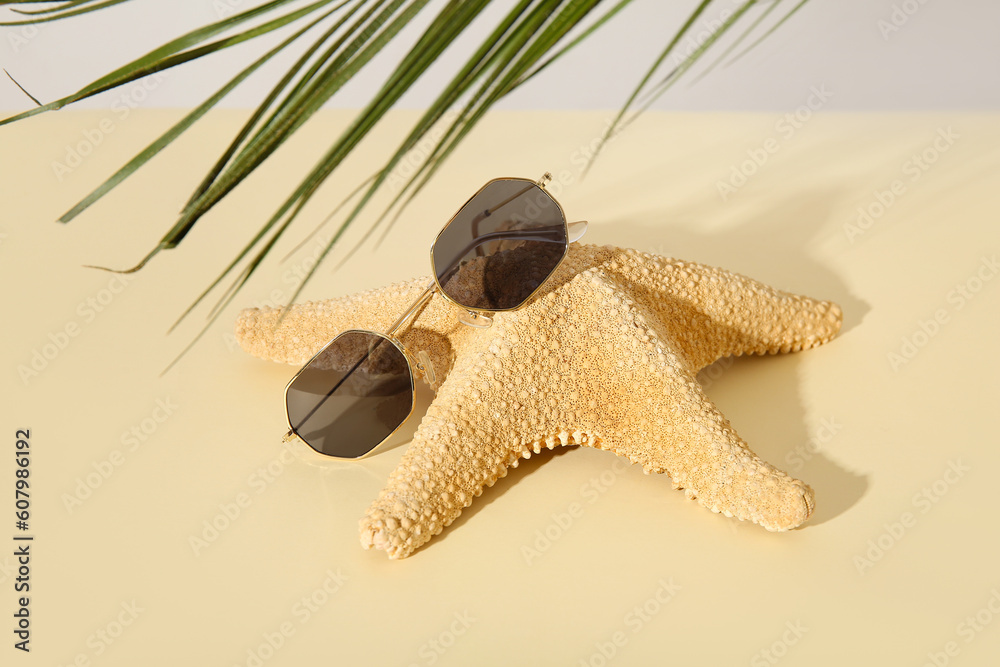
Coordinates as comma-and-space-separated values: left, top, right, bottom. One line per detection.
1, 0, 812, 365
1, 0, 132, 22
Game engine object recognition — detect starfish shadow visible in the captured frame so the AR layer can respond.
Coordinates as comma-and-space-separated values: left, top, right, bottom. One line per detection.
581, 187, 869, 527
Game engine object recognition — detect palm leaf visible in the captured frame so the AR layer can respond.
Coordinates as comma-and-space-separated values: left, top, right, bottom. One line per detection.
724, 0, 811, 67
0, 0, 813, 367
3, 68, 41, 104
581, 0, 714, 173
63, 0, 353, 231
183, 3, 369, 214
690, 0, 785, 84
1, 0, 131, 22
0, 0, 322, 125
624, 0, 761, 127
357, 0, 601, 254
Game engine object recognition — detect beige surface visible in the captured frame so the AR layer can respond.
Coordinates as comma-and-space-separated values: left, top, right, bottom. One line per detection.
1, 108, 998, 665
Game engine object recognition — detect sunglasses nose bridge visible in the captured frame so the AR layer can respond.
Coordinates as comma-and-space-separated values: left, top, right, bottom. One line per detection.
416, 350, 436, 386
391, 338, 437, 387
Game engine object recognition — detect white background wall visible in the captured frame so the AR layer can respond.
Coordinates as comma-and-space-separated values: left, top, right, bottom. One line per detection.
1, 0, 998, 112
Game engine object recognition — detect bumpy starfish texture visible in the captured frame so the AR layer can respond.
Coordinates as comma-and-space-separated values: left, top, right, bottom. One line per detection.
236, 244, 842, 559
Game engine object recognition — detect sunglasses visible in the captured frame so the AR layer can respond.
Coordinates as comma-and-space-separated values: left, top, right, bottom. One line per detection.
281, 174, 588, 459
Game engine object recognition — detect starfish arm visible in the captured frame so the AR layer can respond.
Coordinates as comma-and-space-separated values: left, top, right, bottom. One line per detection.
527, 271, 816, 532
359, 358, 524, 559
604, 248, 842, 367
235, 277, 432, 365
592, 359, 814, 531
710, 281, 843, 359
359, 313, 602, 559
234, 278, 469, 391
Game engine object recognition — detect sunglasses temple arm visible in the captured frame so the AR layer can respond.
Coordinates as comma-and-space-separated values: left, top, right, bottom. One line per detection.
384, 280, 438, 338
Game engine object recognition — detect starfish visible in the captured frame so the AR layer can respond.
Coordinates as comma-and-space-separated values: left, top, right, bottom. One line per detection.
236, 244, 842, 559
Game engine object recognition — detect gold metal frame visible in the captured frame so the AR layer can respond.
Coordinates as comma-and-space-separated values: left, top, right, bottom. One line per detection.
283, 173, 586, 460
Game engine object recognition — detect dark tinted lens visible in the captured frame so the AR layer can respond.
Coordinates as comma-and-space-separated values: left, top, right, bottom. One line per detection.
286, 331, 413, 458
432, 179, 567, 311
